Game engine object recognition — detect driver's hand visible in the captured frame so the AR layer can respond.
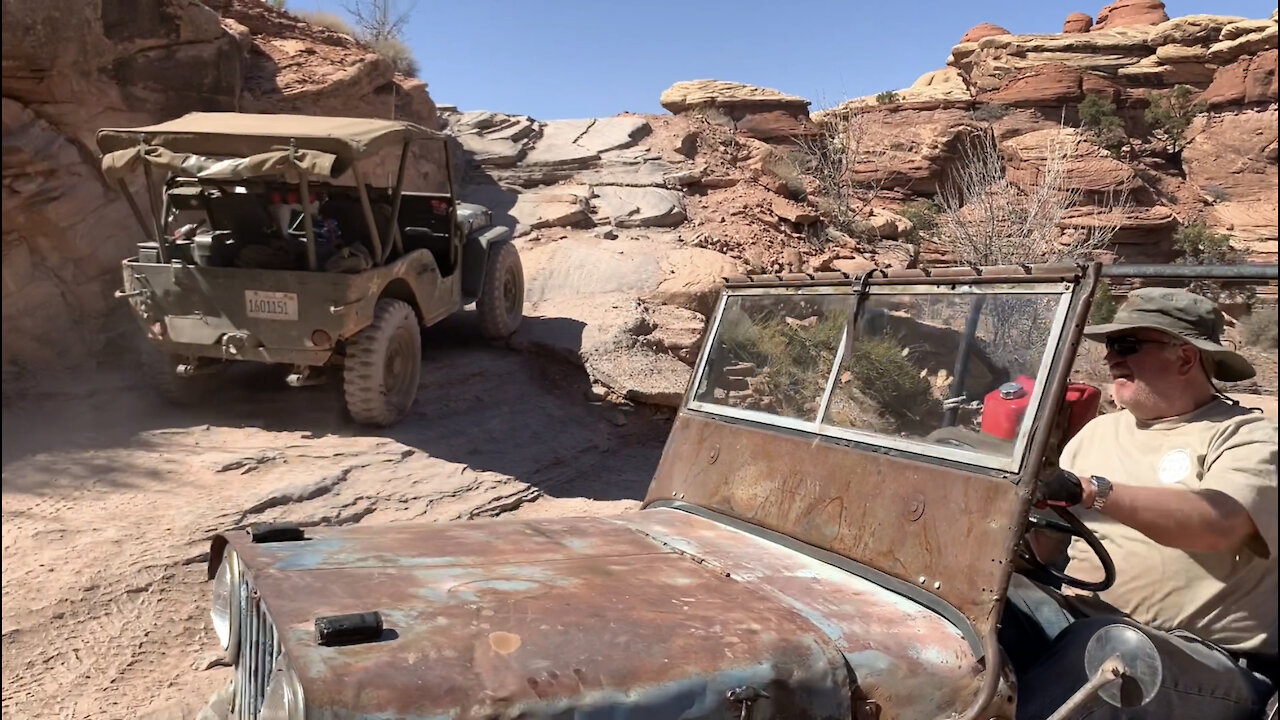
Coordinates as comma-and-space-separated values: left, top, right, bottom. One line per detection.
1034, 469, 1088, 508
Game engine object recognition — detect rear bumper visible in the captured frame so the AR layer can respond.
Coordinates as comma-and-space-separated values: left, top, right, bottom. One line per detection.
120, 258, 378, 364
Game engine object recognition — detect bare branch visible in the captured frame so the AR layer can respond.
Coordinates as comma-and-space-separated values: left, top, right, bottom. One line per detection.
935, 127, 1129, 266
340, 0, 418, 43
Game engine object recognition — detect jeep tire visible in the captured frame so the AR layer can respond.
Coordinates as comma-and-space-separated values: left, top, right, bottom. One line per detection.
343, 298, 422, 426
476, 242, 524, 340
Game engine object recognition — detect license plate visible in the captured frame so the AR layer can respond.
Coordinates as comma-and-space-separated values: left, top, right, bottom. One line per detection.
245, 291, 298, 321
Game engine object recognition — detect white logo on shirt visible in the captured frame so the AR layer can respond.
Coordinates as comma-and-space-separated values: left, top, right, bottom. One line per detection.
1157, 449, 1193, 484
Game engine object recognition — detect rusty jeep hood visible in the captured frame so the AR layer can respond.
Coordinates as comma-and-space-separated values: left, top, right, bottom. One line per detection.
229, 508, 984, 719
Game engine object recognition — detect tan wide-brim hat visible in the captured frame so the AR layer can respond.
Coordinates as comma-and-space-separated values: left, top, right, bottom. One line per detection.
1084, 287, 1255, 382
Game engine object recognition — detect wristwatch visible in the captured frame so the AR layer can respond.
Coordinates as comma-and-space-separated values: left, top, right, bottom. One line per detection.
1089, 475, 1113, 511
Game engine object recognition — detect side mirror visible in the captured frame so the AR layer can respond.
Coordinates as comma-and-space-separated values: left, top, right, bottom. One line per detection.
1045, 624, 1163, 720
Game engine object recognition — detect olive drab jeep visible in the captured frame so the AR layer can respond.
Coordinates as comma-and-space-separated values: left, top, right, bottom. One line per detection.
195, 262, 1278, 720
98, 113, 525, 426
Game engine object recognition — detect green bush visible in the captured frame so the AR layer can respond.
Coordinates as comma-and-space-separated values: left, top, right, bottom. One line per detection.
875, 90, 901, 105
844, 335, 939, 431
296, 10, 354, 35
899, 198, 941, 237
1145, 85, 1207, 156
370, 37, 419, 77
1174, 222, 1234, 264
269, 0, 287, 8
1240, 310, 1279, 349
1089, 282, 1119, 324
971, 103, 1010, 122
1079, 93, 1127, 157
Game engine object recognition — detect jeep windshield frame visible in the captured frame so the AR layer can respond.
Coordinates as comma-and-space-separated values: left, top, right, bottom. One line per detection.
686, 278, 1077, 475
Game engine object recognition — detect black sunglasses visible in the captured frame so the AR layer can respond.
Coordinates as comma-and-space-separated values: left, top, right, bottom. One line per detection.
1105, 335, 1176, 357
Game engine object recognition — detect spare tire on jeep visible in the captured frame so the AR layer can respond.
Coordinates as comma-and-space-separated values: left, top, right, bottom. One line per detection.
476, 242, 524, 340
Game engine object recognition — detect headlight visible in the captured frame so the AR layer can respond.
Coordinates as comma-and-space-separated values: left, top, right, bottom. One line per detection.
261, 662, 305, 720
211, 547, 240, 662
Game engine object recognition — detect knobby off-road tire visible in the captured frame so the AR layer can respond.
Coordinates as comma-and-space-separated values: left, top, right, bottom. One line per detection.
143, 346, 222, 406
343, 298, 422, 427
476, 241, 525, 340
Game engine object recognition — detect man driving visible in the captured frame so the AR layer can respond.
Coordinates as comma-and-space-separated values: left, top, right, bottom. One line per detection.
1006, 287, 1278, 720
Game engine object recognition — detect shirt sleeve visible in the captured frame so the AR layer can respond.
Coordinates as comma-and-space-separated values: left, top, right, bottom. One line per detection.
1201, 415, 1279, 560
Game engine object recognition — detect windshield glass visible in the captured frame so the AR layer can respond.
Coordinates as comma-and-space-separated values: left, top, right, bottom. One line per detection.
690, 283, 1073, 472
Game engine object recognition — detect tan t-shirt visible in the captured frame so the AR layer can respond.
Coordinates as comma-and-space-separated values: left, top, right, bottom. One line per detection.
1059, 398, 1278, 654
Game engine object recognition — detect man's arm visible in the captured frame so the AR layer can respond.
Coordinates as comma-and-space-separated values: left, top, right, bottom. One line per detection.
1080, 481, 1259, 554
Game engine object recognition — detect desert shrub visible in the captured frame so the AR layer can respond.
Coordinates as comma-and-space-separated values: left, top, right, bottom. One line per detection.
1173, 221, 1250, 302
1078, 93, 1127, 157
1240, 310, 1279, 349
789, 112, 885, 237
296, 10, 355, 35
718, 306, 847, 417
369, 37, 419, 77
761, 150, 808, 201
1202, 185, 1230, 202
1145, 85, 1206, 157
1089, 282, 1119, 324
269, 0, 287, 8
899, 198, 941, 238
1174, 222, 1234, 264
971, 103, 1010, 122
844, 335, 939, 431
875, 90, 901, 105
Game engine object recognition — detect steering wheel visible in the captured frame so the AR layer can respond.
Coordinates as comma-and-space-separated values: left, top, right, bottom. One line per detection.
1016, 506, 1116, 593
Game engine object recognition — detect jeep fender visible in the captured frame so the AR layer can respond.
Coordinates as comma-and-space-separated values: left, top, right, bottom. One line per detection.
462, 225, 513, 302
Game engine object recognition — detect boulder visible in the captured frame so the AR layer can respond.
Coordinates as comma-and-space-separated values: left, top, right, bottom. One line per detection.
1199, 49, 1279, 107
1221, 19, 1277, 42
645, 246, 741, 316
1183, 108, 1278, 226
594, 186, 687, 228
1093, 0, 1169, 31
1148, 15, 1248, 45
961, 23, 1012, 43
1003, 128, 1143, 194
660, 80, 810, 114
659, 80, 816, 140
1206, 25, 1279, 65
977, 62, 1084, 106
522, 119, 601, 167
846, 108, 987, 194
1064, 13, 1094, 33
509, 186, 593, 231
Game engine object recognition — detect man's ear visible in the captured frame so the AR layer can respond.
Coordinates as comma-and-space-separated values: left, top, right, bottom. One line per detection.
1178, 344, 1202, 377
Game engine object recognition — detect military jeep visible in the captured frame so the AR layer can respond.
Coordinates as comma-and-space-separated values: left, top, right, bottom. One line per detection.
98, 113, 524, 426
198, 262, 1277, 719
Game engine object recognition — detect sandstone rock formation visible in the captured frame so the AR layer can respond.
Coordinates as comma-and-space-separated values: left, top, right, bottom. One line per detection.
2, 0, 438, 381
659, 80, 816, 140
1064, 13, 1095, 34
960, 23, 1011, 43
1093, 0, 1169, 31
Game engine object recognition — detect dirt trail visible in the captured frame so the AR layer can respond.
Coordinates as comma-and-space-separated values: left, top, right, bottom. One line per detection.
1, 320, 670, 719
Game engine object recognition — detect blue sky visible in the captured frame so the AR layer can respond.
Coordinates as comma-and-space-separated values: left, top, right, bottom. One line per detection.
285, 0, 1278, 119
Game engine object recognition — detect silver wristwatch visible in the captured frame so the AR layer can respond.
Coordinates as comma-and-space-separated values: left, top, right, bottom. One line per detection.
1089, 475, 1113, 511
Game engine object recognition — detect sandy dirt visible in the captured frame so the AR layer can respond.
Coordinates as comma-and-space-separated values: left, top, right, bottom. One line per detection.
1, 317, 671, 720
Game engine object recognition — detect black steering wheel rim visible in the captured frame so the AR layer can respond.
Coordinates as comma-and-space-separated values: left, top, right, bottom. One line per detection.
1019, 506, 1116, 593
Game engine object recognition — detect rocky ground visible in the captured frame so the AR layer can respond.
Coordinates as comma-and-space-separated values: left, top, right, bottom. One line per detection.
1, 312, 673, 720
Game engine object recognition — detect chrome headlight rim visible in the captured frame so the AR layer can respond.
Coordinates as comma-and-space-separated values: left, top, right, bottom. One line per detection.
261, 659, 305, 720
211, 546, 241, 663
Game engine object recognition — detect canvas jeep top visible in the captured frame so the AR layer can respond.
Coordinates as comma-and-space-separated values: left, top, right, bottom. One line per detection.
198, 261, 1278, 720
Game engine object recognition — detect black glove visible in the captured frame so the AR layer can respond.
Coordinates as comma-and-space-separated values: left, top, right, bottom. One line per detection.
1034, 469, 1084, 508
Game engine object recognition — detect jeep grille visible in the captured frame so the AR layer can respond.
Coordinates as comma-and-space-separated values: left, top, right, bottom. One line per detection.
234, 573, 280, 720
